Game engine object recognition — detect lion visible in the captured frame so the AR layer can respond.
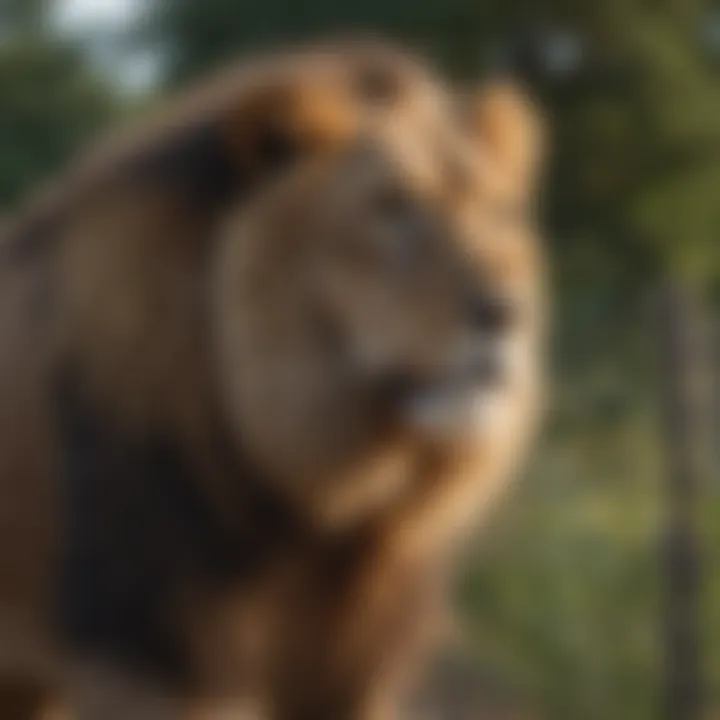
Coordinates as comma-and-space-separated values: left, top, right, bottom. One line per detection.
0, 39, 546, 720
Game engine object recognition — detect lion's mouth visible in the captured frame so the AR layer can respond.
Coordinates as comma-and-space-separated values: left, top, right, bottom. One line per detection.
404, 377, 511, 438
383, 346, 515, 439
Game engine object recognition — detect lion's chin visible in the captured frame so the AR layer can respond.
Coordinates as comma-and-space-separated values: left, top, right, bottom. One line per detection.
402, 380, 514, 444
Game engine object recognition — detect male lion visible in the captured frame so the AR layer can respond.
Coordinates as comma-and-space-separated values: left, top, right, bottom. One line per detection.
0, 40, 545, 719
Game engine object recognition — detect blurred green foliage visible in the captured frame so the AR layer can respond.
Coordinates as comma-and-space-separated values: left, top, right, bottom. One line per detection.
0, 0, 116, 209
0, 39, 116, 207
138, 0, 499, 86
0, 1, 717, 718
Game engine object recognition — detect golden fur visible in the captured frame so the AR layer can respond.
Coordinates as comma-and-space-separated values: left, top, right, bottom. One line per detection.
0, 39, 545, 719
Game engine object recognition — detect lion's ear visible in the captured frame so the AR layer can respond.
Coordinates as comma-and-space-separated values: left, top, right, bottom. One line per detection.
225, 79, 358, 184
469, 81, 547, 197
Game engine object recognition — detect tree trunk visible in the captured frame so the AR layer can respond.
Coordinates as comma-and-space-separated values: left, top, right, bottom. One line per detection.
714, 309, 719, 475
656, 281, 705, 720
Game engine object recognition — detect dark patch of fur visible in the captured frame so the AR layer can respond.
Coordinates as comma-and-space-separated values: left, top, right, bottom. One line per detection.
126, 121, 246, 212
52, 371, 301, 688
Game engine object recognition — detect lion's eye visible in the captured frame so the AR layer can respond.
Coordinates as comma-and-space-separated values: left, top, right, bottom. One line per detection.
371, 187, 427, 265
374, 185, 414, 219
354, 62, 402, 106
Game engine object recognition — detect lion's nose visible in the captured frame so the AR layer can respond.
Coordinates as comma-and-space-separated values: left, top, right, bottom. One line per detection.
468, 293, 516, 335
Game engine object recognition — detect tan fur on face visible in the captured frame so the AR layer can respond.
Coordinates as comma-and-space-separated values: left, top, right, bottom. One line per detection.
214, 82, 545, 533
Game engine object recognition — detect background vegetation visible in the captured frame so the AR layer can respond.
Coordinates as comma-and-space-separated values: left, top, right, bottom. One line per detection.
1, 1, 718, 718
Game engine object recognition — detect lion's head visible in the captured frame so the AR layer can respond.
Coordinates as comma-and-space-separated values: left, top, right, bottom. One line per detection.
213, 50, 546, 530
